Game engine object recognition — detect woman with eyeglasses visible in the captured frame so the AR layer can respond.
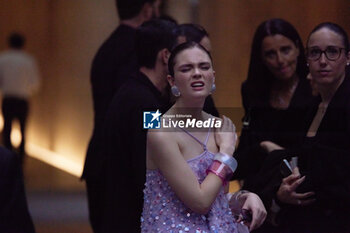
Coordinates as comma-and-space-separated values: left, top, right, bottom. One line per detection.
257, 22, 350, 233
232, 18, 313, 224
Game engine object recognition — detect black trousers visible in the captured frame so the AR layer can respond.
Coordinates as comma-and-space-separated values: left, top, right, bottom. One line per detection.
2, 97, 29, 161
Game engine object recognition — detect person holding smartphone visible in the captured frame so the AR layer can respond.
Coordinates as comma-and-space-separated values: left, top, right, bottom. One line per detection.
258, 22, 350, 233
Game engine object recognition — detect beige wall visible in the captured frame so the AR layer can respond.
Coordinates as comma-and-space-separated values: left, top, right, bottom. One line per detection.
196, 0, 350, 126
0, 0, 118, 176
0, 0, 349, 176
47, 0, 117, 167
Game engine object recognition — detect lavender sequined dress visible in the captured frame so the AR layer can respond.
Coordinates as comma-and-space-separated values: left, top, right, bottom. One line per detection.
141, 129, 237, 233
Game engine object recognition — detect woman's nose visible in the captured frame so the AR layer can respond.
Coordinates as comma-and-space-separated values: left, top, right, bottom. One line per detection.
193, 67, 202, 77
276, 52, 284, 64
319, 53, 327, 65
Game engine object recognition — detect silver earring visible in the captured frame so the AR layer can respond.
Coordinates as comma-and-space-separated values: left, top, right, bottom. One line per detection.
347, 62, 350, 66
210, 83, 216, 93
171, 85, 181, 97
306, 63, 309, 67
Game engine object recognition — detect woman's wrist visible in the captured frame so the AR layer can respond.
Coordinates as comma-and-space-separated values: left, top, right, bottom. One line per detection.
214, 152, 237, 174
219, 146, 235, 156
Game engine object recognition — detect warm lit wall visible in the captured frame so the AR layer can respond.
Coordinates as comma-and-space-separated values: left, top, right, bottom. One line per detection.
0, 0, 118, 176
0, 0, 349, 176
197, 0, 350, 126
47, 0, 118, 174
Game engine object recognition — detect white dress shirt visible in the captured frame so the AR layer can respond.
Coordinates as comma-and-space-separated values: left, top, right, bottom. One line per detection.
0, 49, 40, 99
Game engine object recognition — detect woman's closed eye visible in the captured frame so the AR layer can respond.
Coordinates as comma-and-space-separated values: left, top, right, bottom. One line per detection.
179, 65, 193, 73
199, 63, 211, 70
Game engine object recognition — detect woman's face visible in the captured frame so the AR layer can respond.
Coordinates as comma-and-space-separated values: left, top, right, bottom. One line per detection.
170, 47, 214, 99
307, 28, 350, 87
261, 34, 300, 81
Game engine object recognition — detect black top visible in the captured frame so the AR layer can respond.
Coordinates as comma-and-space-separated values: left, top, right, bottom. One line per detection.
279, 76, 350, 232
83, 24, 138, 179
241, 77, 350, 233
0, 147, 35, 233
234, 78, 313, 180
99, 71, 168, 233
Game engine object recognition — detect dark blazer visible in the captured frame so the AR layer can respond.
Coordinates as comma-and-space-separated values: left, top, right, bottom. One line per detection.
99, 71, 168, 233
0, 147, 35, 233
250, 77, 350, 233
83, 24, 138, 180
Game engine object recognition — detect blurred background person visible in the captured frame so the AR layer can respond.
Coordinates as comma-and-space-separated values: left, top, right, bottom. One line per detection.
232, 18, 313, 227
82, 0, 161, 231
175, 23, 219, 117
0, 32, 41, 163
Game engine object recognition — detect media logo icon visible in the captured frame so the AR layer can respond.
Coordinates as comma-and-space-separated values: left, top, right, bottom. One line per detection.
143, 110, 161, 129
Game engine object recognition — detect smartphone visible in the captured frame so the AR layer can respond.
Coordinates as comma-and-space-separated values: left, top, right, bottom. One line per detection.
241, 209, 252, 223
280, 159, 292, 177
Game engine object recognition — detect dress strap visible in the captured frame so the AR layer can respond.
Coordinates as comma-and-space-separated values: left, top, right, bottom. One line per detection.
179, 127, 211, 151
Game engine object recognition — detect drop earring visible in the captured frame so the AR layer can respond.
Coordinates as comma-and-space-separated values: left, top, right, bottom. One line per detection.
171, 85, 181, 97
210, 83, 216, 94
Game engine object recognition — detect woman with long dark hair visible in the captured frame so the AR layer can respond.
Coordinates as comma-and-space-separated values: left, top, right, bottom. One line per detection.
233, 18, 313, 227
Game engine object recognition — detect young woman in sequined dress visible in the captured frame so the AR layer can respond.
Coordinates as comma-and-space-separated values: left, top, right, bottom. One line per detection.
141, 42, 266, 233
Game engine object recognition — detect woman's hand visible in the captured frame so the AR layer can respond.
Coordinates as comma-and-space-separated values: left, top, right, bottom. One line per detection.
215, 115, 237, 155
277, 167, 316, 206
260, 141, 284, 153
240, 192, 267, 231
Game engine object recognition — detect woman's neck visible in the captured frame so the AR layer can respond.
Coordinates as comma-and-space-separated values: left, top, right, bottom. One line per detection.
269, 74, 299, 109
170, 98, 206, 120
318, 74, 345, 105
271, 74, 299, 92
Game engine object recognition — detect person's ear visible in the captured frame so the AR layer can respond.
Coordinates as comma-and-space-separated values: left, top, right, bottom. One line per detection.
346, 50, 350, 65
160, 48, 170, 65
167, 75, 175, 86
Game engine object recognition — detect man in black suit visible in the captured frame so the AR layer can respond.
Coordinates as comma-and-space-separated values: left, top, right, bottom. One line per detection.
82, 0, 161, 231
0, 147, 35, 233
99, 19, 177, 233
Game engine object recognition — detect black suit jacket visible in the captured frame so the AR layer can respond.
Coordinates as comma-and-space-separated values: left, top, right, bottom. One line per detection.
0, 147, 35, 233
99, 71, 168, 232
83, 24, 138, 179
245, 77, 350, 233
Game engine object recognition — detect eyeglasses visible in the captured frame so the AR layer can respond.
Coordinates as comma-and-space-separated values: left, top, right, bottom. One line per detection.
306, 46, 346, 61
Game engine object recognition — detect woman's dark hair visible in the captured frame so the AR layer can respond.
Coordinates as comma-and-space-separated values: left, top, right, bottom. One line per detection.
306, 22, 350, 52
168, 41, 212, 77
307, 22, 350, 77
175, 24, 209, 43
245, 18, 308, 105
